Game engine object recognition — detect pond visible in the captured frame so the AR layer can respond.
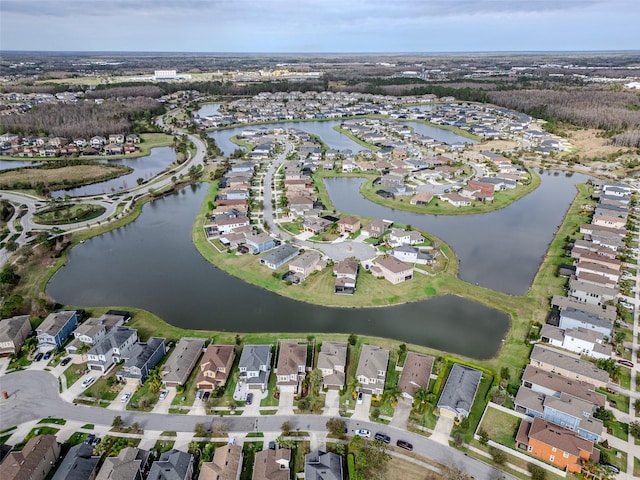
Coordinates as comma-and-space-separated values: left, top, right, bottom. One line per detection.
50, 147, 177, 198
324, 170, 590, 295
47, 184, 509, 359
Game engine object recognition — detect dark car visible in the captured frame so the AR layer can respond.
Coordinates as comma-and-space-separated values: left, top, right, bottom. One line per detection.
246, 393, 253, 405
34, 352, 43, 362
396, 440, 413, 451
374, 432, 391, 444
268, 441, 276, 450
601, 462, 620, 474
617, 359, 634, 368
60, 357, 72, 367
43, 351, 52, 361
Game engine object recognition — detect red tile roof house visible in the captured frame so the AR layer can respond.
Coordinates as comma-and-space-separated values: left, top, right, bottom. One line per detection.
336, 216, 361, 234
516, 417, 599, 473
276, 341, 307, 393
196, 344, 236, 391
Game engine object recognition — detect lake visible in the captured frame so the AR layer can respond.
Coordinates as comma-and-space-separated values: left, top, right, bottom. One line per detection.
47, 184, 510, 359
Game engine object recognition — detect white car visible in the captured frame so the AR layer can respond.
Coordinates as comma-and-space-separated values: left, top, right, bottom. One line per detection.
120, 392, 131, 403
355, 429, 371, 438
159, 390, 169, 400
81, 376, 96, 388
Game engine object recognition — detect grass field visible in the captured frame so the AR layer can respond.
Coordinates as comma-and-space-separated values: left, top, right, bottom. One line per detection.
478, 405, 522, 446
0, 164, 130, 189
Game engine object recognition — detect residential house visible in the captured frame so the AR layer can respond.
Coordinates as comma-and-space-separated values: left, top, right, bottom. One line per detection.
336, 216, 361, 234
317, 341, 347, 390
529, 345, 610, 389
575, 260, 620, 283
245, 233, 275, 255
288, 195, 315, 216
304, 451, 343, 480
388, 228, 424, 247
514, 387, 603, 442
199, 444, 242, 480
333, 257, 358, 295
208, 214, 250, 235
36, 310, 82, 353
161, 338, 206, 388
260, 244, 299, 270
253, 448, 291, 480
371, 256, 414, 284
302, 217, 332, 234
356, 345, 389, 395
440, 192, 472, 207
540, 325, 611, 360
109, 134, 125, 144
515, 417, 599, 473
520, 366, 605, 408
398, 352, 434, 400
391, 245, 434, 265
126, 134, 140, 144
409, 191, 434, 206
90, 136, 106, 148
437, 364, 482, 419
67, 312, 128, 354
0, 435, 61, 480
592, 215, 626, 230
276, 341, 307, 393
104, 143, 124, 155
288, 251, 326, 283
148, 450, 193, 480
567, 278, 618, 306
570, 250, 622, 271
238, 344, 272, 391
95, 447, 152, 480
196, 344, 236, 391
87, 326, 139, 374
0, 315, 31, 356
558, 307, 613, 338
51, 443, 100, 480
117, 337, 166, 385
550, 296, 616, 323
361, 219, 393, 239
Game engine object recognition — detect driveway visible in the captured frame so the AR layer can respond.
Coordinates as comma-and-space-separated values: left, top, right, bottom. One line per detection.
323, 390, 340, 417
152, 388, 176, 414
276, 390, 295, 415
108, 384, 137, 411
60, 371, 94, 402
431, 414, 454, 445
351, 393, 371, 421
390, 397, 412, 429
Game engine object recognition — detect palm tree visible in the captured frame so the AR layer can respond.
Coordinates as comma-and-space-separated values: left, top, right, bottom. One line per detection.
383, 385, 402, 407
413, 387, 430, 413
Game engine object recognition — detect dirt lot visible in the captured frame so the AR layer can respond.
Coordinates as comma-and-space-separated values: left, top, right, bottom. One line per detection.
0, 164, 127, 188
383, 456, 436, 480
470, 139, 518, 152
564, 128, 626, 158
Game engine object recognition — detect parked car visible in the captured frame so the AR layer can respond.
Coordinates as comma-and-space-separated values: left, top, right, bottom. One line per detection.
196, 390, 203, 400
617, 359, 634, 368
81, 376, 96, 388
601, 462, 620, 474
246, 393, 253, 405
120, 392, 131, 403
355, 429, 371, 438
268, 441, 276, 450
60, 357, 72, 367
33, 353, 44, 362
396, 440, 413, 451
43, 351, 52, 361
159, 390, 169, 400
357, 392, 363, 404
374, 432, 391, 444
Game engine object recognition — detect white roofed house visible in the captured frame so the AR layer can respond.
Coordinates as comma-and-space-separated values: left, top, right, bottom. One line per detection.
388, 228, 424, 247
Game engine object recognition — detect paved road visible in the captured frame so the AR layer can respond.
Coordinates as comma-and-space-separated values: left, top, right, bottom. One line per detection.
0, 370, 515, 480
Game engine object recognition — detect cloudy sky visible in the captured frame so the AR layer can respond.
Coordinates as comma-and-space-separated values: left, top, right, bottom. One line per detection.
2, 0, 639, 52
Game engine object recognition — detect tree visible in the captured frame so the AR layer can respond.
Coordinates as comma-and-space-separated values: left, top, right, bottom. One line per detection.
112, 415, 124, 428
211, 420, 228, 437
630, 420, 640, 440
348, 333, 357, 346
307, 368, 323, 396
413, 387, 430, 413
528, 464, 547, 480
593, 406, 615, 422
326, 418, 346, 438
500, 367, 511, 382
194, 422, 208, 437
489, 446, 507, 465
146, 366, 162, 394
280, 420, 293, 436
477, 427, 489, 445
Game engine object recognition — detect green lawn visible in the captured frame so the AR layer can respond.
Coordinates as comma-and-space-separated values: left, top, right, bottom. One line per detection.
477, 405, 521, 446
451, 373, 495, 443
597, 388, 630, 414
13, 427, 60, 450
37, 418, 66, 425
596, 445, 628, 473
84, 369, 122, 402
64, 362, 88, 388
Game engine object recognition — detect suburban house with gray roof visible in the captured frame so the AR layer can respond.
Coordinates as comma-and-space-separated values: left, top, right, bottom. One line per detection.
437, 363, 482, 419
117, 337, 166, 385
87, 326, 139, 374
161, 338, 206, 388
288, 251, 326, 283
356, 345, 389, 395
245, 232, 275, 254
196, 344, 236, 391
148, 450, 193, 480
529, 345, 610, 389
558, 307, 613, 338
304, 451, 343, 480
520, 365, 605, 408
198, 444, 242, 480
540, 325, 611, 360
0, 314, 31, 356
276, 341, 307, 393
388, 228, 424, 247
67, 312, 128, 354
36, 310, 82, 353
317, 341, 347, 390
567, 278, 618, 306
550, 296, 616, 322
95, 447, 151, 480
391, 244, 434, 265
51, 443, 100, 480
398, 352, 434, 400
333, 257, 358, 295
238, 344, 272, 391
260, 244, 300, 270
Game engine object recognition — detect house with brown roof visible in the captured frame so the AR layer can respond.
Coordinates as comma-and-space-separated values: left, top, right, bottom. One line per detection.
333, 257, 358, 294
529, 345, 610, 389
516, 417, 599, 473
336, 216, 360, 234
0, 435, 61, 480
252, 448, 290, 480
199, 444, 242, 480
361, 219, 393, 238
161, 338, 205, 388
276, 341, 307, 393
398, 352, 434, 400
288, 251, 326, 283
0, 314, 31, 356
317, 341, 347, 390
520, 366, 605, 408
196, 345, 236, 391
356, 344, 389, 395
371, 256, 413, 284
409, 191, 434, 206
